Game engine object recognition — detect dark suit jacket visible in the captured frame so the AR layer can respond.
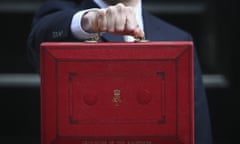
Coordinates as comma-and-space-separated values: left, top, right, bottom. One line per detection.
27, 0, 212, 144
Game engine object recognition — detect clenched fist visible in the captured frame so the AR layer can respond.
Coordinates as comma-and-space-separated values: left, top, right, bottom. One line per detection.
81, 3, 144, 38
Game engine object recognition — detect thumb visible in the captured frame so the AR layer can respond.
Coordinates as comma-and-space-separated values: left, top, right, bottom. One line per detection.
81, 10, 99, 33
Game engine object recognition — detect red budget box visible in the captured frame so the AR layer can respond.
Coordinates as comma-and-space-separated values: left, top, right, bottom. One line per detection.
40, 42, 194, 144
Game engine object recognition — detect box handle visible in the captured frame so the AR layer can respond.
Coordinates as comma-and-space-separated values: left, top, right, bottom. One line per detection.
84, 31, 149, 43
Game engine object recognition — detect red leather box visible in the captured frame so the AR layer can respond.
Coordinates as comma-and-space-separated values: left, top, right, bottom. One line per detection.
40, 42, 194, 144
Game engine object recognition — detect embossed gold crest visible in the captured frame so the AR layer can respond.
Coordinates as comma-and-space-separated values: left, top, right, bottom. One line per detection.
112, 89, 122, 106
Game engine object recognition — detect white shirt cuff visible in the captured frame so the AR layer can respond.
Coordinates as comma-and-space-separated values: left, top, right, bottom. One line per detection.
70, 8, 99, 40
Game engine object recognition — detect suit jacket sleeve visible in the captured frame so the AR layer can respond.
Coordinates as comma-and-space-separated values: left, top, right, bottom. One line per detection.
27, 0, 81, 73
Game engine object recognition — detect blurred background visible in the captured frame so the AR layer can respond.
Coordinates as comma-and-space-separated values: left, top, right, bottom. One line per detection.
0, 0, 237, 144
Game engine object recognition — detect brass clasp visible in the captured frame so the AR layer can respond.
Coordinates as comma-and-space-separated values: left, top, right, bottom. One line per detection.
134, 36, 149, 42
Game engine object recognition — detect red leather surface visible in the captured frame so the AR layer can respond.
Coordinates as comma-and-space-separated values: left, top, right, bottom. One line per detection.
40, 42, 194, 144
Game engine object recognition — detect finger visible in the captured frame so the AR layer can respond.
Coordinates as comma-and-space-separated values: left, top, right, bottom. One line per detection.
124, 7, 137, 31
106, 6, 116, 33
114, 3, 125, 32
97, 9, 107, 32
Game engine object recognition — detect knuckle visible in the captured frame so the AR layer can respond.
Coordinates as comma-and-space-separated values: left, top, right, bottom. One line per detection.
116, 3, 125, 10
116, 3, 125, 7
97, 10, 105, 18
106, 6, 114, 14
126, 6, 134, 13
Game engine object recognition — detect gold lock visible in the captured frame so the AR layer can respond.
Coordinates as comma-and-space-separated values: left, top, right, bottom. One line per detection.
134, 36, 149, 42
84, 31, 101, 43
